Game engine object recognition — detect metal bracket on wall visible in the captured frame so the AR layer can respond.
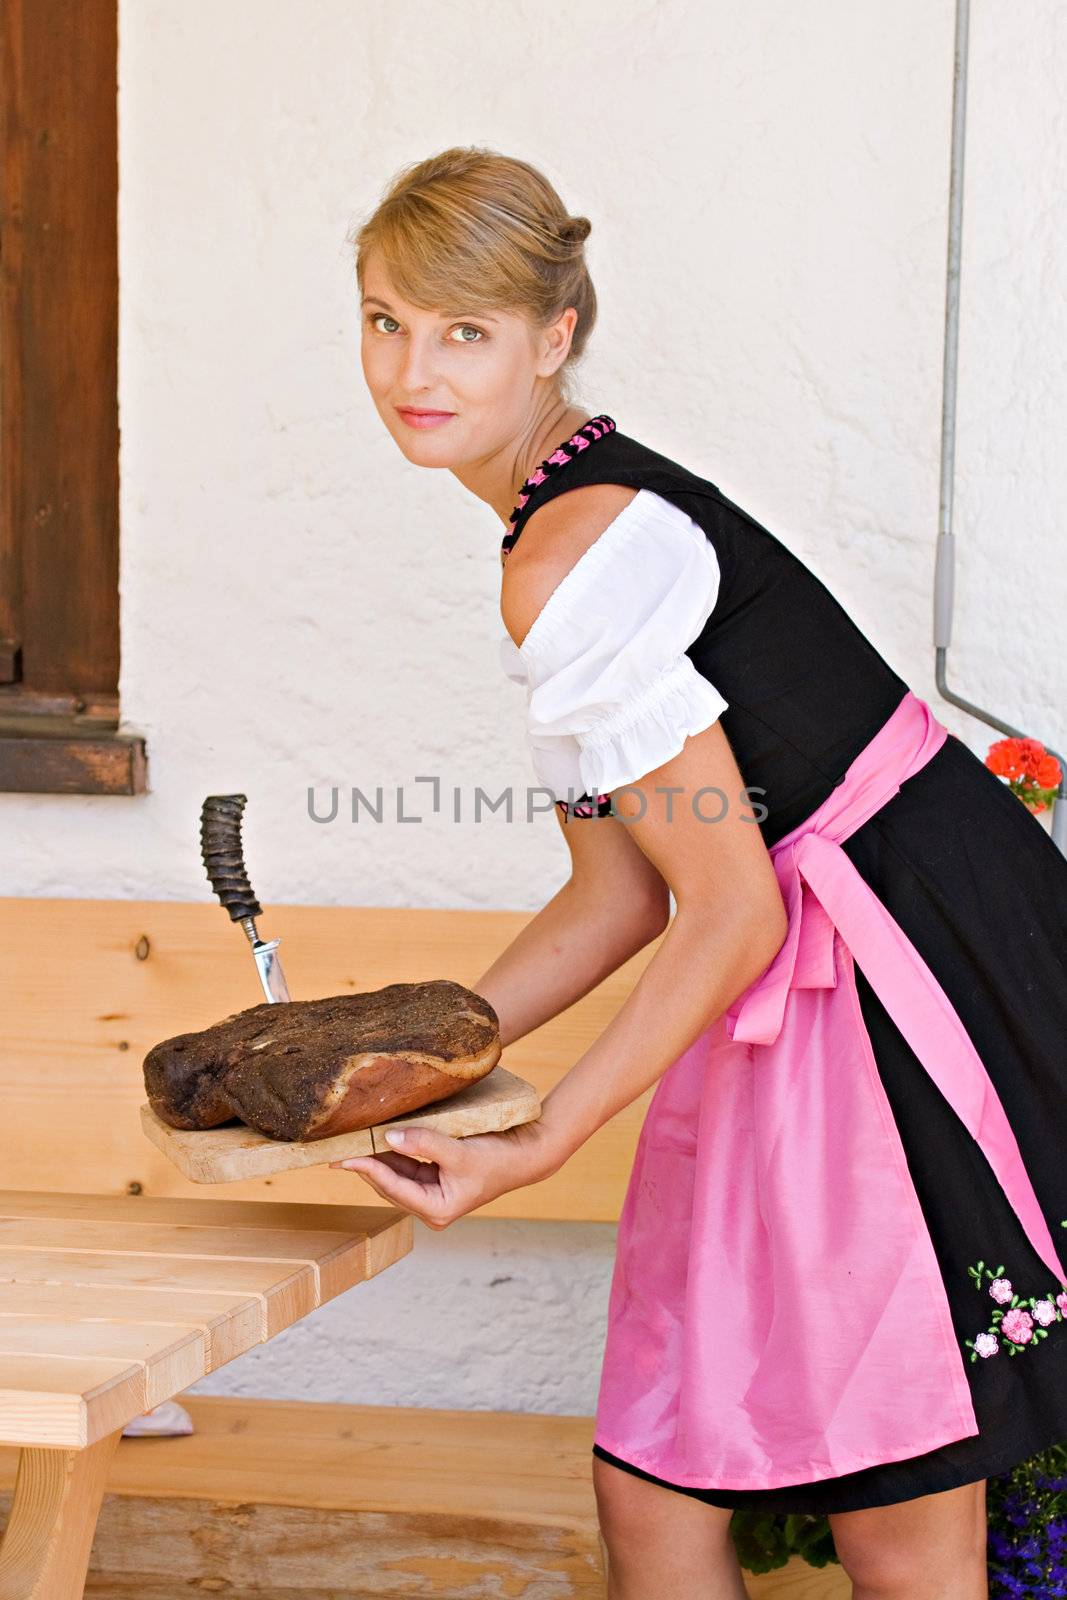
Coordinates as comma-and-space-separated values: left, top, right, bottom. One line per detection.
933, 0, 1066, 854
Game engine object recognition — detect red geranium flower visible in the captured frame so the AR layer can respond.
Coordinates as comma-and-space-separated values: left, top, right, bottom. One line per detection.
986, 736, 1062, 814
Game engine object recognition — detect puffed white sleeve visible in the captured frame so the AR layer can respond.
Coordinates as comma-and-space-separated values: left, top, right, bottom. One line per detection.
500, 489, 729, 804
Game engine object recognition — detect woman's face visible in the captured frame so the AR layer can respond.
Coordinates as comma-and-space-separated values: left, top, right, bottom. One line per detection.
359, 253, 574, 469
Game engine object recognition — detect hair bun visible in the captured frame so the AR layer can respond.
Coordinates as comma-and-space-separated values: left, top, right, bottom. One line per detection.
559, 214, 591, 246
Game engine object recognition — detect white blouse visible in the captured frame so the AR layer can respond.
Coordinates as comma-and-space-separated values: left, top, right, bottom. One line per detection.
498, 487, 729, 805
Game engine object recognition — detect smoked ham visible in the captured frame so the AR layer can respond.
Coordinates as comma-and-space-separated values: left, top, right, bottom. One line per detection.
143, 980, 500, 1142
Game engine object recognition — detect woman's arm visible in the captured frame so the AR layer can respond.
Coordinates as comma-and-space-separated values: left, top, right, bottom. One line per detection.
534, 718, 787, 1174
537, 720, 790, 1171
471, 807, 671, 1048
330, 718, 788, 1216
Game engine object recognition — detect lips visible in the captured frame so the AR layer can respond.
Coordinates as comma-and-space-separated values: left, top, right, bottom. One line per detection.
396, 409, 454, 435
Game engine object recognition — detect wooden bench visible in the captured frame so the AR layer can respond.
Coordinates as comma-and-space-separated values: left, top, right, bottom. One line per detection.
0, 1396, 848, 1598
0, 1396, 605, 1598
0, 896, 659, 1218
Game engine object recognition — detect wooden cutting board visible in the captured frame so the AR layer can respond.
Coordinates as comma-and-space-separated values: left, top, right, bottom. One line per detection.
140, 1064, 541, 1185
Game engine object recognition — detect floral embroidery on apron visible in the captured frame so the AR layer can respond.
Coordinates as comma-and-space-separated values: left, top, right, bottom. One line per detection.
965, 1220, 1067, 1360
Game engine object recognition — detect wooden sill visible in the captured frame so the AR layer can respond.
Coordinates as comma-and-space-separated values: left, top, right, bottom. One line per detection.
0, 695, 147, 795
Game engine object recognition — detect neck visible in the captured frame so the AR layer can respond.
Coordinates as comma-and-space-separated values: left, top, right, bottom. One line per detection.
453, 399, 594, 527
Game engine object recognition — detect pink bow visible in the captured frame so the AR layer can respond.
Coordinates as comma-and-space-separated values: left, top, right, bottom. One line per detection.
726, 697, 1067, 1289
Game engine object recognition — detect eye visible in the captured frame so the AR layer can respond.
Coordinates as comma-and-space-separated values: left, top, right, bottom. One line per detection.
448, 324, 486, 343
367, 312, 400, 333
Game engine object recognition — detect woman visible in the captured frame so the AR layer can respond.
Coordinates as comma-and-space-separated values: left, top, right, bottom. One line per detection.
330, 146, 1067, 1599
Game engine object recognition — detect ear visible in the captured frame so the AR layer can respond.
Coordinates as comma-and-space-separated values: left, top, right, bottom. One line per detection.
536, 305, 578, 378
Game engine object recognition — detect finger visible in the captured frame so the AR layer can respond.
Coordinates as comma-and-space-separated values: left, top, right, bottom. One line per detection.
380, 1126, 465, 1165
368, 1150, 441, 1185
330, 1159, 393, 1204
331, 1149, 427, 1180
335, 1154, 444, 1219
338, 1150, 440, 1188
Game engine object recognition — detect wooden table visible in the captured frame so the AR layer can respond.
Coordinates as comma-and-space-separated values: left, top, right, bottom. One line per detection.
0, 1189, 412, 1599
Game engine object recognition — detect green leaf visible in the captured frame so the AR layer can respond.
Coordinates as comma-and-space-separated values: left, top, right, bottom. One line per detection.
730, 1509, 841, 1574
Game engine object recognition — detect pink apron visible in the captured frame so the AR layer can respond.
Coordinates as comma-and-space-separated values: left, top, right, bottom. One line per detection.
594, 689, 1067, 1489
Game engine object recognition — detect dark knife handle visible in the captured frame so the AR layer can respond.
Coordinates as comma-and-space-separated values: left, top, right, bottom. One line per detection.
199, 794, 263, 922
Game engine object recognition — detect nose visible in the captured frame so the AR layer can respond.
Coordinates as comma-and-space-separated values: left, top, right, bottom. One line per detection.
395, 330, 440, 395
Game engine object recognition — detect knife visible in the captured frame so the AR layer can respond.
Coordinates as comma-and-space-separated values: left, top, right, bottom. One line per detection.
199, 793, 291, 1003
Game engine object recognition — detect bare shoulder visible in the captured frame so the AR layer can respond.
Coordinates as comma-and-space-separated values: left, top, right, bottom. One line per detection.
500, 483, 640, 651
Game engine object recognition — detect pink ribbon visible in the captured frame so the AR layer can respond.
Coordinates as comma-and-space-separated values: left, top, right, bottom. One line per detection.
726, 691, 1067, 1289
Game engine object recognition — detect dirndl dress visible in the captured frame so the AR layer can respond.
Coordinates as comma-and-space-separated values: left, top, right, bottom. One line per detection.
498, 414, 1067, 1514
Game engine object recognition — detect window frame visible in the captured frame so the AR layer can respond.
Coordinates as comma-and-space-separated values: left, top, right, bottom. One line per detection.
0, 0, 146, 794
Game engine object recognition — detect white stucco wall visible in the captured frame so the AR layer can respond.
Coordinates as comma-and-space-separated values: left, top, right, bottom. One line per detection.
2, 0, 1065, 1415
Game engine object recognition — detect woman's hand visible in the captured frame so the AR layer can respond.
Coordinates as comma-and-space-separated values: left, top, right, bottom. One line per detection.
327, 1113, 561, 1229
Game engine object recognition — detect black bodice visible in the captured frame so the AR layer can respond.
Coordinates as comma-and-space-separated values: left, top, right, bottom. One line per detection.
507, 425, 911, 848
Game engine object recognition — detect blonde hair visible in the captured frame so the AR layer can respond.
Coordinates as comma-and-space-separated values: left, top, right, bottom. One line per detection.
349, 146, 597, 403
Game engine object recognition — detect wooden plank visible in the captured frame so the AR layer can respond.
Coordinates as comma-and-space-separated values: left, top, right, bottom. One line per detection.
139, 1063, 541, 1184
0, 1284, 262, 1371
0, 1315, 205, 1368
0, 1192, 401, 1236
1, 1396, 603, 1522
0, 1195, 412, 1299
0, 1196, 411, 1323
0, 1213, 405, 1303
0, 1249, 317, 1339
0, 730, 147, 795
0, 898, 658, 1219
0, 1318, 204, 1409
0, 1353, 144, 1447
5, 1494, 609, 1597
0, 1216, 379, 1262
